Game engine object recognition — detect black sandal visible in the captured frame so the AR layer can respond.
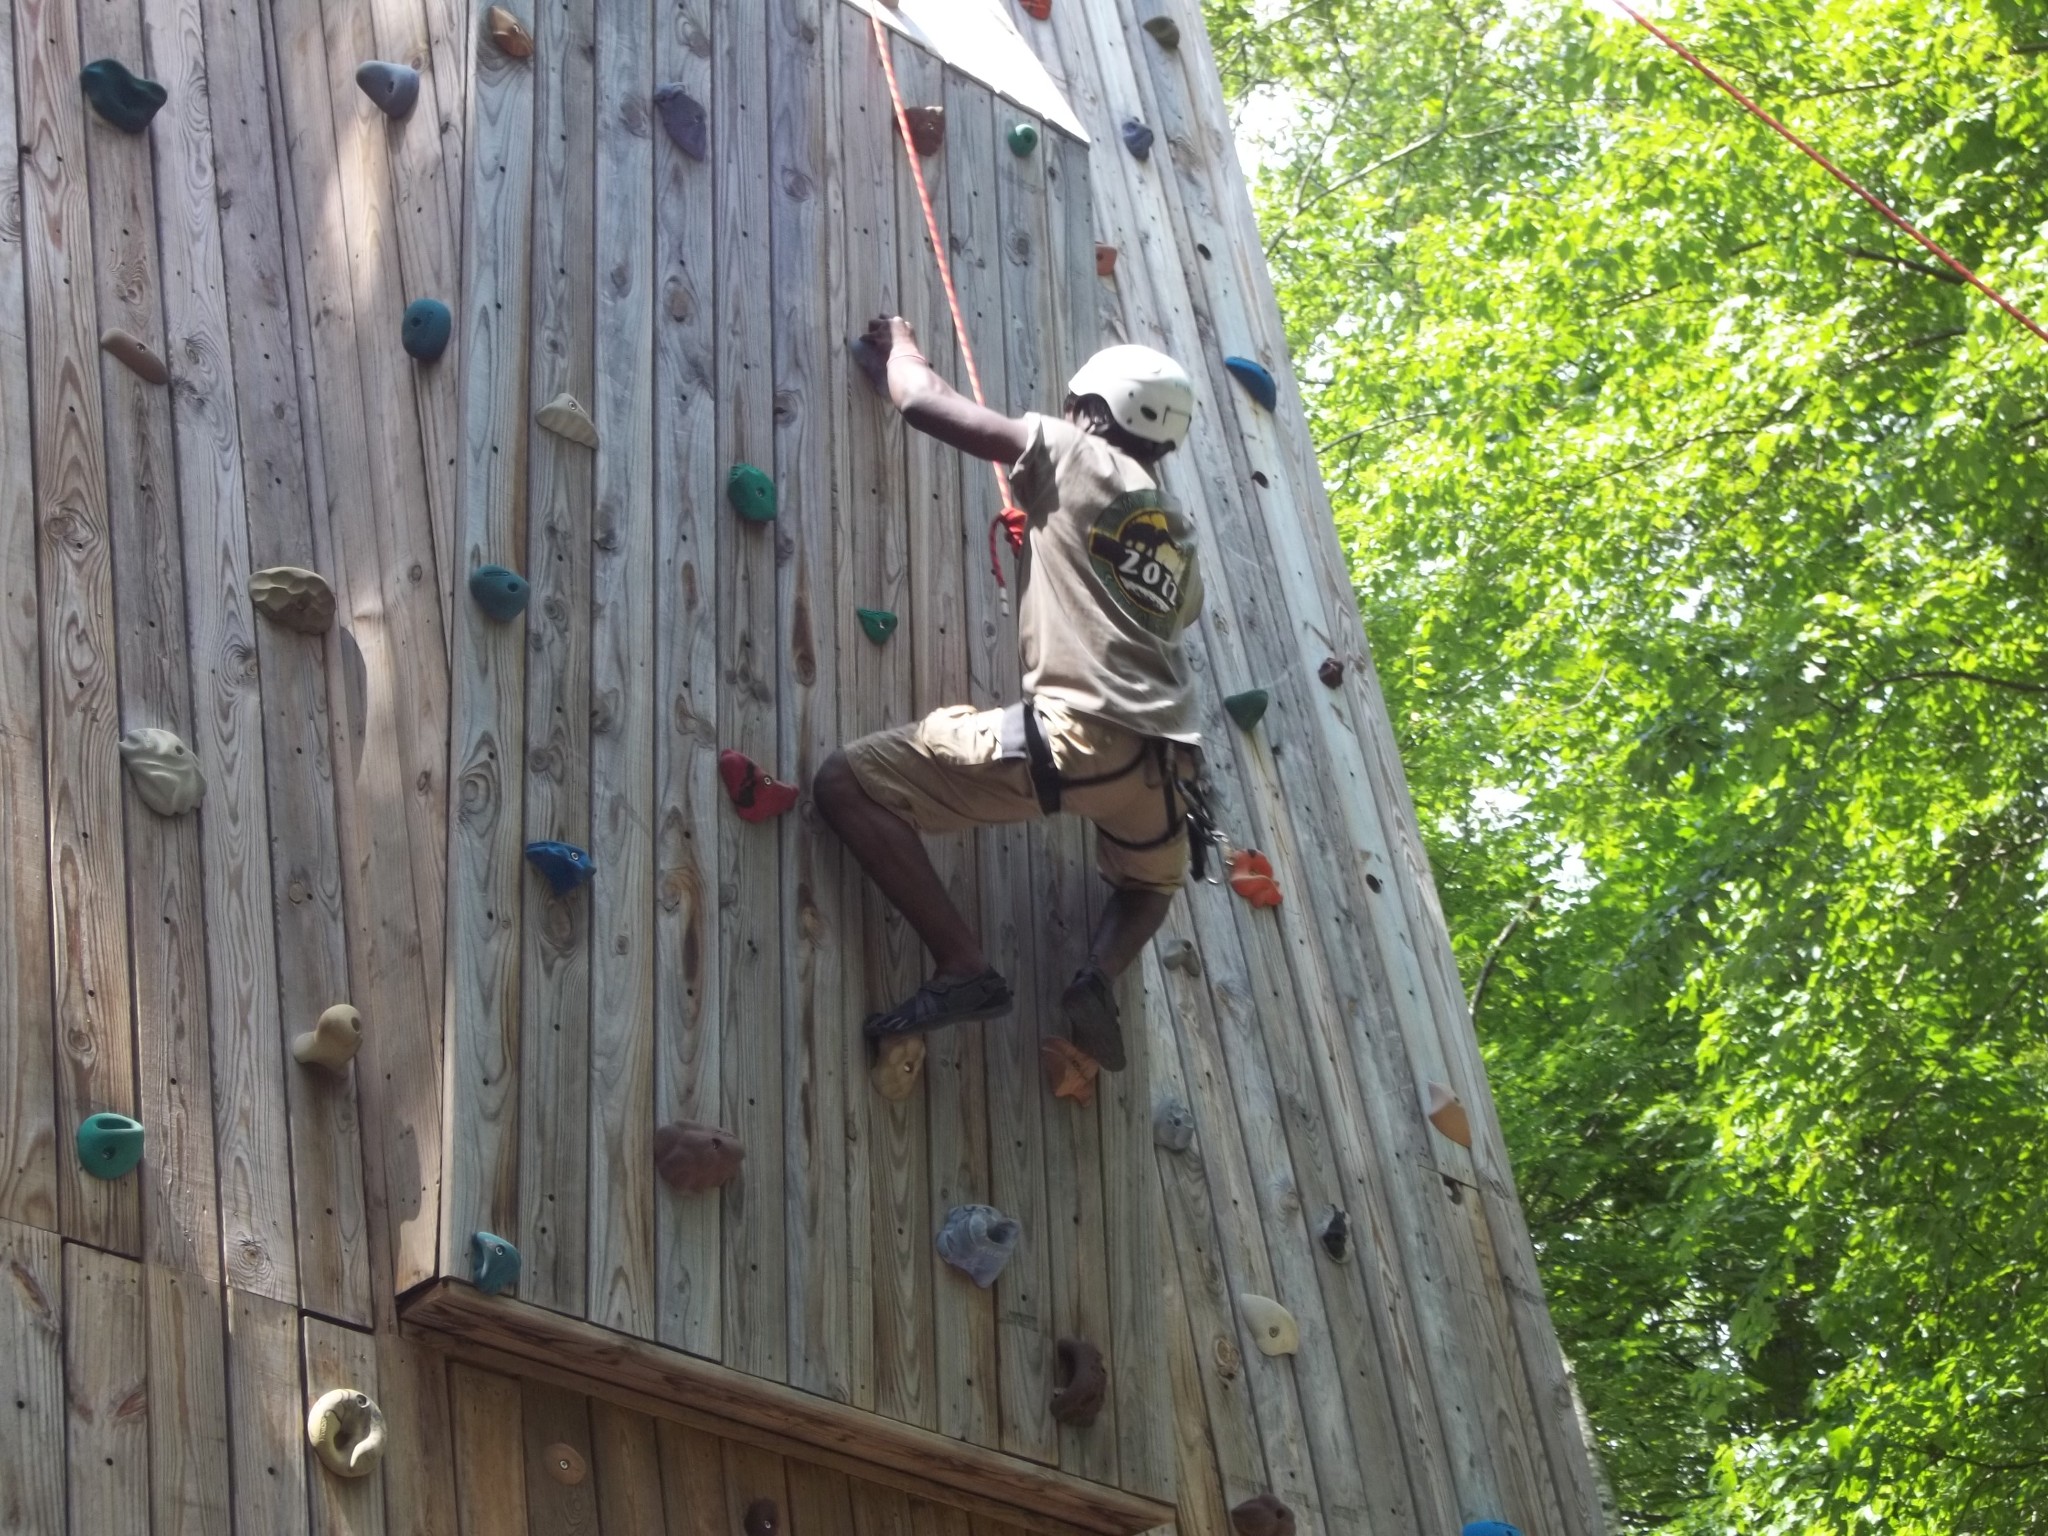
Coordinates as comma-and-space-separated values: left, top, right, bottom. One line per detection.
1060, 965, 1126, 1072
864, 967, 1015, 1041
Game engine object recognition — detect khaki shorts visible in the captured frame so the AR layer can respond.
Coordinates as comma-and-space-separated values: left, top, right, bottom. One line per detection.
844, 700, 1191, 894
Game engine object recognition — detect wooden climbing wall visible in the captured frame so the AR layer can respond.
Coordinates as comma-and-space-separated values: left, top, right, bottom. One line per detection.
0, 0, 1607, 1528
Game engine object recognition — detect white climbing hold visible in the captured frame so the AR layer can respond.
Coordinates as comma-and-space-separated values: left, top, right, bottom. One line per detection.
307, 1388, 386, 1478
535, 392, 598, 447
292, 1005, 363, 1071
250, 566, 337, 634
118, 728, 205, 817
1239, 1293, 1299, 1356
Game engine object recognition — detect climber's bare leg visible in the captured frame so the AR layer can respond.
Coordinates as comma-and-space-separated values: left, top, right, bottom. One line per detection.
1085, 887, 1174, 982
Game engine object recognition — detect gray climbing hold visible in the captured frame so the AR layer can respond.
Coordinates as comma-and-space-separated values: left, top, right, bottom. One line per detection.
355, 61, 419, 120
119, 728, 206, 817
936, 1204, 1020, 1289
653, 84, 708, 161
535, 392, 598, 447
471, 1232, 521, 1294
250, 566, 337, 634
1153, 1099, 1195, 1153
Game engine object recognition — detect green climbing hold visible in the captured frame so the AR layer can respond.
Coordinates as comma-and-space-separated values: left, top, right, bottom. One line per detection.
1008, 122, 1040, 157
469, 565, 530, 623
470, 1232, 521, 1295
856, 608, 898, 645
1225, 689, 1269, 732
81, 58, 167, 133
77, 1112, 145, 1180
727, 464, 777, 523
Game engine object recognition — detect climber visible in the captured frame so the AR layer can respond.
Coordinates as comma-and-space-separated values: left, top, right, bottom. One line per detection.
814, 316, 1205, 1072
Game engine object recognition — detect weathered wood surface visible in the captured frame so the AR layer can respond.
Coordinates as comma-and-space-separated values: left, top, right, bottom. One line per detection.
0, 1219, 65, 1534
147, 1266, 233, 1536
304, 1316, 389, 1536
65, 1246, 149, 1536
451, 1363, 532, 1535
227, 1288, 310, 1536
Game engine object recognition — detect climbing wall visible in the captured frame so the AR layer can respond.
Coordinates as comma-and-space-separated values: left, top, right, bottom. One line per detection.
0, 0, 1606, 1529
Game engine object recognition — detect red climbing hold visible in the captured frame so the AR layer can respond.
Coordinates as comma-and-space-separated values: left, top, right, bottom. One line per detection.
654, 1121, 745, 1194
719, 750, 799, 823
1095, 244, 1119, 278
1020, 0, 1051, 18
1228, 850, 1283, 909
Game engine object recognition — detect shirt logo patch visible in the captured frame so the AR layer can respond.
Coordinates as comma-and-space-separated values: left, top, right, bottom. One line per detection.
1087, 491, 1193, 637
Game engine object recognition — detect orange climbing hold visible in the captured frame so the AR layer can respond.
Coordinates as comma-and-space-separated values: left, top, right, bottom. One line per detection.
1229, 849, 1282, 908
1041, 1038, 1101, 1107
719, 750, 799, 822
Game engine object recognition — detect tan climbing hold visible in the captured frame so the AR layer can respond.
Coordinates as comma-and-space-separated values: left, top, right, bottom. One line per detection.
307, 1388, 386, 1479
535, 392, 598, 447
100, 328, 169, 385
544, 1442, 587, 1486
118, 727, 205, 817
486, 5, 533, 57
292, 1005, 363, 1072
654, 1120, 745, 1194
250, 566, 336, 635
1239, 1293, 1299, 1356
1041, 1038, 1100, 1107
1426, 1080, 1472, 1148
870, 1035, 926, 1101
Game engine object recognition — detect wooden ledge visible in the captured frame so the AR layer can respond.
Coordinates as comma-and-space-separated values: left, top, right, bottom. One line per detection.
400, 1280, 1175, 1536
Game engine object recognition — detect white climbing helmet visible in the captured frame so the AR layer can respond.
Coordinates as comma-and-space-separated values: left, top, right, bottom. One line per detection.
1068, 344, 1195, 447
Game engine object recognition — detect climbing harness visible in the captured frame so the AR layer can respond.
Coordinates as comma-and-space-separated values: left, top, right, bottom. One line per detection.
1607, 0, 2047, 348
867, 10, 1032, 610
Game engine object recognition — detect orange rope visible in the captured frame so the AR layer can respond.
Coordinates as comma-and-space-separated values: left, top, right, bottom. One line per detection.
868, 9, 1030, 602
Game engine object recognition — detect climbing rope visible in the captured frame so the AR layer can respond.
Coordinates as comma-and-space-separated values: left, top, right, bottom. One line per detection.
1607, 0, 2048, 348
867, 9, 1032, 608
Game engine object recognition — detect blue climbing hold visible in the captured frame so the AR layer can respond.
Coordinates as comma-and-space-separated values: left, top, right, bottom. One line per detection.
77, 1112, 145, 1181
355, 60, 420, 120
468, 565, 529, 622
1224, 356, 1279, 412
653, 83, 709, 162
81, 59, 167, 133
403, 298, 452, 362
470, 1232, 521, 1295
1463, 1525, 1523, 1536
1122, 118, 1154, 161
526, 841, 595, 895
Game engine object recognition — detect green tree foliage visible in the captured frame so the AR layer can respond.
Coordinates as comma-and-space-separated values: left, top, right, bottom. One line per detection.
1203, 0, 2048, 1528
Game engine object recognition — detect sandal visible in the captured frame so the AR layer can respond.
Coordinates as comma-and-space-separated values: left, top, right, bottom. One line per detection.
1061, 965, 1126, 1072
864, 967, 1015, 1041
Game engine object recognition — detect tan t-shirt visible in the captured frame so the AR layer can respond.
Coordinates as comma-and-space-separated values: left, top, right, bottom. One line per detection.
1009, 413, 1204, 743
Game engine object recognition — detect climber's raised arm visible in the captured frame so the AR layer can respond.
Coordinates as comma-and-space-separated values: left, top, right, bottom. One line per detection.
855, 314, 1032, 465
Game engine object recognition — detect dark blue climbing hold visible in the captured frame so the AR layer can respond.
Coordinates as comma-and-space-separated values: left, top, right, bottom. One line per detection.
468, 564, 529, 622
402, 298, 452, 362
81, 59, 168, 134
77, 1112, 145, 1180
1122, 118, 1154, 161
470, 1232, 521, 1295
526, 841, 595, 895
653, 83, 708, 161
355, 61, 420, 120
1462, 1525, 1523, 1536
1224, 356, 1279, 412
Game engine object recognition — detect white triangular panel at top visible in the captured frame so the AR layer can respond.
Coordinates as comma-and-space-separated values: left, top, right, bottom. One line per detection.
848, 0, 1090, 142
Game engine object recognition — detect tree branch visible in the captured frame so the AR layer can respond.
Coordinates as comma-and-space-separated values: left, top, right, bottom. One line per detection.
1861, 669, 2048, 699
1469, 898, 1538, 1024
1847, 246, 1967, 286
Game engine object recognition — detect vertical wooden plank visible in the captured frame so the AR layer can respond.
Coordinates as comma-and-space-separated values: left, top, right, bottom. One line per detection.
450, 1366, 530, 1536
147, 1267, 232, 1536
443, 0, 539, 1268
652, 0, 723, 1359
591, 1400, 668, 1536
514, 0, 598, 1319
374, 1332, 461, 1536
723, 1445, 792, 1536
716, 0, 788, 1384
0, 1219, 65, 1533
303, 1318, 387, 1536
587, 0, 659, 1340
785, 1463, 858, 1536
64, 1245, 148, 1536
0, 5, 58, 1236
17, 0, 142, 1258
655, 1420, 729, 1536
229, 1290, 309, 1536
770, 0, 851, 1409
850, 1480, 917, 1536
521, 1381, 601, 1533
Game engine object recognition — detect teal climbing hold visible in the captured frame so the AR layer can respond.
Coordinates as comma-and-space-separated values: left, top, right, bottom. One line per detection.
1224, 356, 1279, 411
402, 298, 452, 362
77, 1112, 145, 1181
470, 1232, 521, 1295
1224, 689, 1269, 732
1464, 1525, 1523, 1536
727, 464, 777, 523
856, 608, 898, 645
81, 59, 167, 133
1008, 122, 1040, 157
355, 61, 420, 120
526, 841, 595, 894
468, 565, 529, 622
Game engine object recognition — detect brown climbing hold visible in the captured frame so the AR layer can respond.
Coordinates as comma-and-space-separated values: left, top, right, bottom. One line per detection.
1143, 14, 1182, 49
1095, 244, 1119, 278
653, 1120, 745, 1194
486, 5, 533, 58
250, 566, 337, 634
1041, 1038, 1100, 1108
292, 1004, 363, 1072
903, 105, 945, 156
1051, 1337, 1107, 1426
1318, 655, 1345, 689
1228, 849, 1282, 909
544, 1442, 587, 1486
1232, 1494, 1297, 1536
871, 1035, 926, 1101
535, 392, 598, 447
1425, 1081, 1473, 1148
101, 328, 168, 386
744, 1500, 780, 1536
